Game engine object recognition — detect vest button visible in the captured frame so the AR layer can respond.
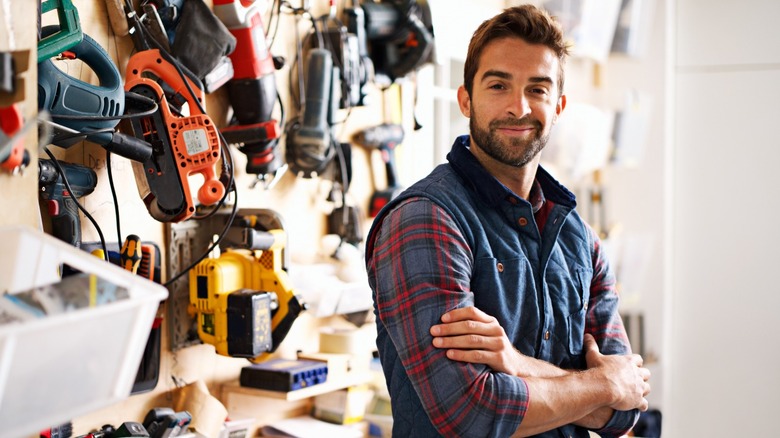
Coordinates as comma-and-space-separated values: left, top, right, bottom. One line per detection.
517, 217, 528, 226
497, 262, 504, 273
507, 196, 519, 205
544, 331, 550, 340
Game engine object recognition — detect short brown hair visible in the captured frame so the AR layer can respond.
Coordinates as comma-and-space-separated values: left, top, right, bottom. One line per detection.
463, 4, 570, 96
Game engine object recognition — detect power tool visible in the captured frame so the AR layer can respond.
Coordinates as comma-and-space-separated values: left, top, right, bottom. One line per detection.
350, 0, 435, 83
0, 104, 30, 173
0, 52, 30, 173
353, 123, 405, 216
286, 48, 335, 178
37, 0, 83, 63
37, 25, 154, 163
189, 229, 305, 362
309, 5, 371, 110
214, 0, 285, 182
38, 158, 98, 248
122, 49, 225, 222
142, 408, 191, 438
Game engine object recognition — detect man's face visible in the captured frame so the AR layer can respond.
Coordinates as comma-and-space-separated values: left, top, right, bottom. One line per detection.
458, 37, 565, 168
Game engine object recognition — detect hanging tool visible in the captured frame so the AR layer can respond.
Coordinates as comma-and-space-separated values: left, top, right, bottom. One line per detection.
214, 0, 285, 183
0, 104, 30, 173
354, 0, 434, 82
190, 228, 305, 362
120, 234, 143, 274
123, 49, 225, 223
353, 123, 405, 216
342, 0, 374, 106
38, 158, 98, 248
104, 0, 130, 36
38, 26, 154, 163
286, 48, 335, 178
38, 0, 83, 63
169, 0, 236, 93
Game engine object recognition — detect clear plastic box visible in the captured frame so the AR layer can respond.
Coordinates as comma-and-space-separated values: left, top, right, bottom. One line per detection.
0, 225, 168, 438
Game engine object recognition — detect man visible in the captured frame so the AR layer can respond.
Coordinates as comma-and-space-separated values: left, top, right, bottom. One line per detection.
365, 4, 651, 438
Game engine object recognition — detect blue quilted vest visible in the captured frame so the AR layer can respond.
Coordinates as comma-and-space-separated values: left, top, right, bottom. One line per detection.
368, 136, 596, 437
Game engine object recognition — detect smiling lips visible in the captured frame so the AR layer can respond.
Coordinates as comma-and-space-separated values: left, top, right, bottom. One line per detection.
496, 125, 535, 136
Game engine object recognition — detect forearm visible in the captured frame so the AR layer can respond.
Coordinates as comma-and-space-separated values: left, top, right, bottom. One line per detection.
510, 370, 614, 437
513, 355, 613, 430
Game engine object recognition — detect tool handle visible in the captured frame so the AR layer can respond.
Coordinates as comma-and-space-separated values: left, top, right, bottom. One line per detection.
120, 234, 143, 273
52, 196, 81, 247
105, 131, 153, 163
38, 27, 124, 135
38, 0, 83, 62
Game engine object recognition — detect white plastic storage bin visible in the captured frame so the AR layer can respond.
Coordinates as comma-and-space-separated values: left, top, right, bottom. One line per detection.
0, 225, 168, 438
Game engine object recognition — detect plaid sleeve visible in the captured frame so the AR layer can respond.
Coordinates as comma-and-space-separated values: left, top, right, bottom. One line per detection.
585, 224, 641, 437
367, 197, 529, 437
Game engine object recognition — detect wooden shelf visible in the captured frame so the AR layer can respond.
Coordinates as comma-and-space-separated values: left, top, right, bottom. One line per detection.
221, 371, 374, 402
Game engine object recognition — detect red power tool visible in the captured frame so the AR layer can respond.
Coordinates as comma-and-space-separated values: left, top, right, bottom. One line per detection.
213, 0, 283, 182
123, 49, 225, 222
0, 104, 29, 173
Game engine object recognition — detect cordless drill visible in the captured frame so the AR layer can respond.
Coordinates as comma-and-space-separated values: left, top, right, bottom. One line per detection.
352, 123, 405, 216
38, 158, 98, 248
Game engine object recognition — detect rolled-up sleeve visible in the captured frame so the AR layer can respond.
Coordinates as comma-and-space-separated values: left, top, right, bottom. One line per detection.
586, 224, 641, 436
367, 197, 530, 437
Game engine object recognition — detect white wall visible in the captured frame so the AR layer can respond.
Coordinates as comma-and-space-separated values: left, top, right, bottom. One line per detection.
668, 0, 780, 435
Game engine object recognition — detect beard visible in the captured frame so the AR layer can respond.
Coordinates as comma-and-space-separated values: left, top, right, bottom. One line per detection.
470, 110, 549, 168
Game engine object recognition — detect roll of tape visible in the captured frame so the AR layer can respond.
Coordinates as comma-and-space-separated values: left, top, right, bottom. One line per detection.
319, 327, 370, 354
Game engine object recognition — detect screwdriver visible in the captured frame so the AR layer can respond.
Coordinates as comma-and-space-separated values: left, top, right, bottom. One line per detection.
120, 234, 142, 274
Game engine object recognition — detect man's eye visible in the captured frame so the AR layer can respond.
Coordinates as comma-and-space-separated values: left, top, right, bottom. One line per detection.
531, 88, 548, 94
489, 83, 506, 90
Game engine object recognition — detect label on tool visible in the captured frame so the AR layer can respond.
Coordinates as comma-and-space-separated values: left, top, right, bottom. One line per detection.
183, 129, 209, 156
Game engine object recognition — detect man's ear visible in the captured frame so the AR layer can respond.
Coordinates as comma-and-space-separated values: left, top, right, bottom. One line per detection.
554, 94, 567, 123
457, 85, 471, 118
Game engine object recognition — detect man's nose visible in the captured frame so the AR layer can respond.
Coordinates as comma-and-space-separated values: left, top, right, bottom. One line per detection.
506, 92, 531, 119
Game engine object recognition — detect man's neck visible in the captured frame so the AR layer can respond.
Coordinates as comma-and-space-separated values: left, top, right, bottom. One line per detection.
468, 142, 540, 200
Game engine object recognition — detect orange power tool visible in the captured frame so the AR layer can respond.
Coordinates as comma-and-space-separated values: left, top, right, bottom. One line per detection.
123, 49, 225, 222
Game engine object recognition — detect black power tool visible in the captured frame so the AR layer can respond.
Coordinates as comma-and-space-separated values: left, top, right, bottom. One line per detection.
353, 123, 405, 216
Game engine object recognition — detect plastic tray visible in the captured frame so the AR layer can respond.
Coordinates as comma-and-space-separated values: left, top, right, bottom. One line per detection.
0, 225, 168, 438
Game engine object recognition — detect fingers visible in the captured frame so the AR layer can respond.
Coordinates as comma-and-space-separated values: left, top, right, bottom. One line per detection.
432, 333, 501, 351
583, 333, 599, 354
431, 317, 504, 338
441, 306, 493, 323
441, 347, 493, 364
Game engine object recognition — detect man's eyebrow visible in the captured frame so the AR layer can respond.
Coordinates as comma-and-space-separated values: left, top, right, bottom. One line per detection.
529, 76, 554, 85
479, 71, 554, 85
480, 70, 512, 81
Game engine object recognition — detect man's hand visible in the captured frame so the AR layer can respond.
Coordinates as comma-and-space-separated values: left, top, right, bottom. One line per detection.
430, 307, 566, 378
430, 306, 525, 376
583, 333, 651, 412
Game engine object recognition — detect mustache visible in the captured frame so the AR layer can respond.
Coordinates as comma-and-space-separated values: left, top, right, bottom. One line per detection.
489, 117, 542, 130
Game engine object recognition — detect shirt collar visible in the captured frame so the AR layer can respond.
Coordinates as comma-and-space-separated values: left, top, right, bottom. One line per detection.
446, 135, 577, 209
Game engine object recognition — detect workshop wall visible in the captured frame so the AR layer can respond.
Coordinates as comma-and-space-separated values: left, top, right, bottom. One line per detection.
1, 0, 425, 435
0, 2, 39, 228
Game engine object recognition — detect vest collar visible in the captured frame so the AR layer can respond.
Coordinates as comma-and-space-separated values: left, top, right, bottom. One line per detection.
446, 135, 577, 209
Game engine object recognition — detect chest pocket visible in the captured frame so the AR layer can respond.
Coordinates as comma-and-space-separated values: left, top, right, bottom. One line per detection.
471, 256, 540, 353
566, 268, 592, 356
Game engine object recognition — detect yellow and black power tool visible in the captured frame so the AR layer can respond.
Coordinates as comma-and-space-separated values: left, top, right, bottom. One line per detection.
189, 228, 304, 362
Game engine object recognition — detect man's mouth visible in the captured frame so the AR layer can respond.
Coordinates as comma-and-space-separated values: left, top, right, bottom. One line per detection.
495, 125, 535, 135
